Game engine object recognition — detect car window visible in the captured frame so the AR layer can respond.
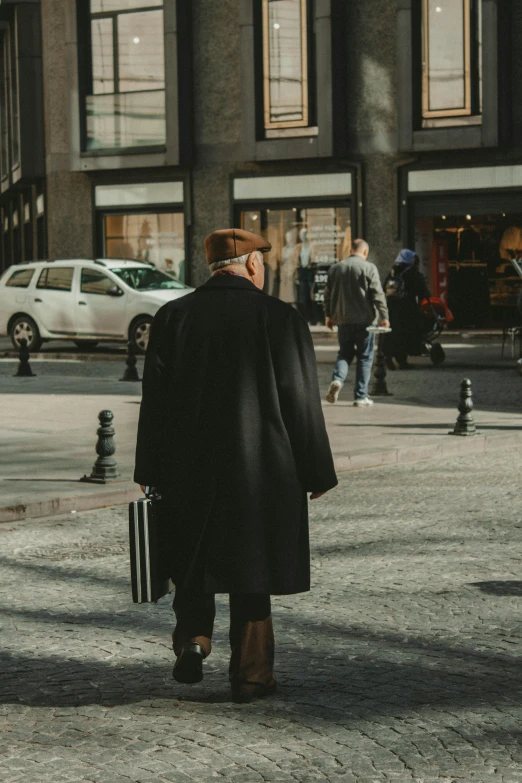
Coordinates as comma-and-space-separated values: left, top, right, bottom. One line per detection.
5, 268, 35, 288
37, 267, 74, 291
81, 268, 117, 295
112, 267, 186, 290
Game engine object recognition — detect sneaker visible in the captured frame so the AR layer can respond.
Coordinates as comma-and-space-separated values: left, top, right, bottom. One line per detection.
326, 381, 342, 404
353, 397, 374, 407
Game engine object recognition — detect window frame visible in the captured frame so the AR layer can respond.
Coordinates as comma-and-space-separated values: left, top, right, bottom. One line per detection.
36, 267, 75, 292
80, 1, 167, 154
5, 267, 34, 288
421, 0, 473, 120
80, 266, 117, 296
261, 0, 310, 131
396, 0, 500, 152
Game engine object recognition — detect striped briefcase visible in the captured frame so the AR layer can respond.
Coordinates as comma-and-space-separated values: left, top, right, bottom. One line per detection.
129, 491, 173, 603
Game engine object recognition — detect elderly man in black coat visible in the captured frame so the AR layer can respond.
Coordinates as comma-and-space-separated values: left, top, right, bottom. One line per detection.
134, 228, 337, 702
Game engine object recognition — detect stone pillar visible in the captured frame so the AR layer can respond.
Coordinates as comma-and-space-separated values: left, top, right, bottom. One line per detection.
345, 0, 403, 278
40, 0, 93, 260
189, 0, 243, 286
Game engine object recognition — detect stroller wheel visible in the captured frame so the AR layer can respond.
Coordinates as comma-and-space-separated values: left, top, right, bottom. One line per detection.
430, 343, 445, 366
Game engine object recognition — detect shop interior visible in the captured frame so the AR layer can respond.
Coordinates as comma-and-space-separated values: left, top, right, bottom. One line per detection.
416, 213, 522, 329
241, 205, 351, 325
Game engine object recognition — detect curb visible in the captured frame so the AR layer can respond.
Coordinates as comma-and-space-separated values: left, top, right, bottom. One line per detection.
1, 351, 129, 362
2, 429, 522, 524
0, 482, 139, 524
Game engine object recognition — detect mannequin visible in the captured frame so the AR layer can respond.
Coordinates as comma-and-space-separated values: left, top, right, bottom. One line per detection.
296, 228, 314, 323
280, 227, 298, 304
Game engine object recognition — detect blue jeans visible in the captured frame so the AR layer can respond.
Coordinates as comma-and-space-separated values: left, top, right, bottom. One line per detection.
332, 324, 375, 400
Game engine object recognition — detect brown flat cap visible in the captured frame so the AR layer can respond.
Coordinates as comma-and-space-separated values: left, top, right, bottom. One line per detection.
204, 228, 271, 265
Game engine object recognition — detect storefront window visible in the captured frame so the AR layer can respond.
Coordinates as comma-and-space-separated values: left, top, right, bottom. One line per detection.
415, 213, 522, 328
103, 212, 185, 282
421, 0, 482, 128
241, 205, 351, 324
262, 0, 309, 129
85, 0, 165, 150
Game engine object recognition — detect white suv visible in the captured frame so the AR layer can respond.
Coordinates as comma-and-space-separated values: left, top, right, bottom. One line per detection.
0, 259, 193, 353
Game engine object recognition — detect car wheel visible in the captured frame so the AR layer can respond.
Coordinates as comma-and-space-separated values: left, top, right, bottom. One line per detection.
130, 316, 152, 354
74, 340, 99, 350
10, 315, 42, 352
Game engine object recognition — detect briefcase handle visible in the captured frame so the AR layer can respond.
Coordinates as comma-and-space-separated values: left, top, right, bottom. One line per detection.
145, 486, 162, 500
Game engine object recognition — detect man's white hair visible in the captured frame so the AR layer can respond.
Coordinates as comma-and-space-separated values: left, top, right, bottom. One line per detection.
209, 250, 263, 273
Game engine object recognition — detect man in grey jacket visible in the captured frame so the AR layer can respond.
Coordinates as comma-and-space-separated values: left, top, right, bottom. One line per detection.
324, 238, 389, 406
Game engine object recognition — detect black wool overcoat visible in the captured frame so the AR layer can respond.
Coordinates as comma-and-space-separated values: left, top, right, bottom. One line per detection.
134, 274, 338, 595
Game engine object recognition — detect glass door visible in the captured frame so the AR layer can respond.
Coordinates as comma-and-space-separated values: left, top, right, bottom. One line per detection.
240, 203, 351, 324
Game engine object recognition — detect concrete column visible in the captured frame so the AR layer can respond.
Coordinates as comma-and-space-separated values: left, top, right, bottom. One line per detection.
189, 0, 243, 286
345, 0, 403, 276
40, 0, 93, 259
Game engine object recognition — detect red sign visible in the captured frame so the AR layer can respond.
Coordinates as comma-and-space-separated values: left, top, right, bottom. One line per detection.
432, 237, 449, 303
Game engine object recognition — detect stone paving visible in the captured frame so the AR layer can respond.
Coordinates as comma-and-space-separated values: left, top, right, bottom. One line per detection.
2, 339, 522, 522
1, 449, 521, 782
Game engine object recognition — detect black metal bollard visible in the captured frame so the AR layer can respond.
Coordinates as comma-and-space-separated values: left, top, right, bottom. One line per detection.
449, 378, 478, 436
81, 410, 121, 483
120, 340, 141, 382
370, 332, 392, 397
14, 338, 36, 377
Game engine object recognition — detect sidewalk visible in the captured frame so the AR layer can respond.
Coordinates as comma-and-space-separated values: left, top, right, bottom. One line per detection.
1, 341, 520, 522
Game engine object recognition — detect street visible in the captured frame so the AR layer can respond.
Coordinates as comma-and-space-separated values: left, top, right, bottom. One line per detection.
1, 449, 521, 783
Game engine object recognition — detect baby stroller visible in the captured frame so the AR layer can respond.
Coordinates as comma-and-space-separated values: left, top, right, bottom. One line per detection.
418, 297, 454, 366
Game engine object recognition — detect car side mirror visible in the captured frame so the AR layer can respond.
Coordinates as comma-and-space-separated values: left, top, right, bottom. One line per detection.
107, 285, 124, 297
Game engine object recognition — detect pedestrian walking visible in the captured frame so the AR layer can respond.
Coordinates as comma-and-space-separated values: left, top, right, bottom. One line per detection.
324, 239, 389, 406
383, 249, 431, 370
134, 228, 338, 703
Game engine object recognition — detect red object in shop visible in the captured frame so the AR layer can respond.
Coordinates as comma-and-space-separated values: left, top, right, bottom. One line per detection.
432, 237, 449, 303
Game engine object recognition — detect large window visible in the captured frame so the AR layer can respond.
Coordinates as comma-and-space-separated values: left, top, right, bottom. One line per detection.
241, 205, 351, 324
102, 212, 185, 282
421, 0, 482, 128
85, 0, 165, 150
262, 0, 310, 131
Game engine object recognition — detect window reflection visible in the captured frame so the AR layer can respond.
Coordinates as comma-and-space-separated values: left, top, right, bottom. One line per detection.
86, 1, 165, 150
241, 206, 351, 324
104, 212, 185, 282
263, 0, 308, 129
422, 0, 481, 124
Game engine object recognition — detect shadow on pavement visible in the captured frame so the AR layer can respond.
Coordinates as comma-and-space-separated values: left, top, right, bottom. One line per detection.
470, 581, 522, 596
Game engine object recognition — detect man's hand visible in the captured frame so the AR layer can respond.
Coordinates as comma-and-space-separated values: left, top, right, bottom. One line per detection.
380, 319, 390, 329
325, 318, 336, 331
139, 485, 146, 494
310, 491, 327, 500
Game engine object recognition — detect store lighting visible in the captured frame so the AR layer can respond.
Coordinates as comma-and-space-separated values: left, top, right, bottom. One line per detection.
436, 6, 442, 12
133, 37, 140, 44
251, 214, 258, 221
273, 23, 280, 29
466, 214, 472, 220
502, 212, 506, 217
441, 215, 446, 220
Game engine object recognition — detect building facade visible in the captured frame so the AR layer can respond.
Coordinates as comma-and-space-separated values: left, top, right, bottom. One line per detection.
1, 0, 521, 328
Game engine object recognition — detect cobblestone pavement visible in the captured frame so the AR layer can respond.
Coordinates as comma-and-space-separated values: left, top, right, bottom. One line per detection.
1, 449, 521, 782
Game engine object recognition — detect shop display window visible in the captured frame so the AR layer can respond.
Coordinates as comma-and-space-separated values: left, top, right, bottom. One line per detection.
415, 213, 522, 328
84, 0, 165, 150
103, 211, 185, 282
421, 0, 482, 128
241, 205, 351, 324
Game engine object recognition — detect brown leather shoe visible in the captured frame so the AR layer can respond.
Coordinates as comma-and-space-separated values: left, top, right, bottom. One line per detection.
231, 679, 277, 704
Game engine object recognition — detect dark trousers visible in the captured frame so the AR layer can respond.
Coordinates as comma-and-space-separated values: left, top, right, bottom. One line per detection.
172, 592, 275, 688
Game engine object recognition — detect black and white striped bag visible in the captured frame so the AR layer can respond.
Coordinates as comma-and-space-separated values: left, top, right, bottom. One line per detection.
128, 490, 174, 603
